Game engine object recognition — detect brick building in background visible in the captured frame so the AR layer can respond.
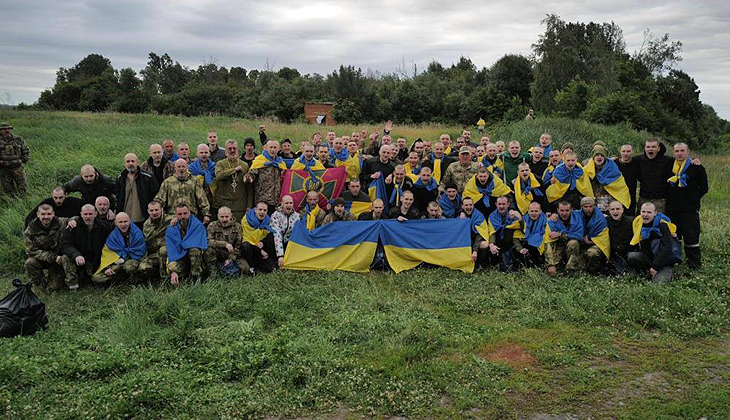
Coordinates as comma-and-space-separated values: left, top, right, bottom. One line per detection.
304, 102, 336, 125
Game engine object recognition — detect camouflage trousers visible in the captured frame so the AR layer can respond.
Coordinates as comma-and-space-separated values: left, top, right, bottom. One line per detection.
0, 166, 27, 196
545, 239, 582, 271
138, 247, 167, 279
24, 257, 65, 290
92, 259, 141, 283
204, 247, 250, 275
60, 255, 97, 287
638, 197, 666, 214
167, 248, 205, 280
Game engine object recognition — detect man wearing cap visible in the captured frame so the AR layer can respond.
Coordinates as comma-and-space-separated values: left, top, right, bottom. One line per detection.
321, 198, 356, 225
0, 122, 30, 196
439, 146, 479, 194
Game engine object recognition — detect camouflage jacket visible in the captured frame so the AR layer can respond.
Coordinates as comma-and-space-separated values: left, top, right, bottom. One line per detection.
321, 211, 356, 226
0, 134, 30, 168
143, 214, 173, 252
207, 221, 242, 257
155, 174, 210, 218
24, 217, 65, 263
439, 162, 480, 193
251, 166, 281, 206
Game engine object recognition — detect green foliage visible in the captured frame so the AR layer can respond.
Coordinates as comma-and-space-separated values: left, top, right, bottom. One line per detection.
554, 77, 591, 118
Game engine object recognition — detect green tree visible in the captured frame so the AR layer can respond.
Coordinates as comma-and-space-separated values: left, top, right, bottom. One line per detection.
489, 54, 533, 105
554, 77, 591, 118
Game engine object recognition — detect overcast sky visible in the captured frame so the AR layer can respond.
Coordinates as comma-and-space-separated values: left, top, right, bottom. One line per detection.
1, 0, 728, 119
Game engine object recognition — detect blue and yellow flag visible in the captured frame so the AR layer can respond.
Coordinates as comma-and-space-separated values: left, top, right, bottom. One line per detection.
546, 163, 593, 203
583, 209, 610, 258
96, 223, 147, 275
290, 155, 326, 172
346, 152, 363, 181
426, 153, 444, 183
463, 174, 512, 205
667, 158, 690, 187
470, 208, 491, 241
189, 159, 216, 187
166, 216, 208, 263
249, 150, 288, 170
542, 160, 561, 185
341, 200, 372, 217
529, 144, 552, 157
242, 208, 276, 245
481, 156, 504, 177
514, 173, 543, 214
302, 202, 322, 231
380, 219, 474, 273
368, 176, 390, 213
583, 159, 631, 208
522, 213, 553, 255
547, 210, 584, 241
284, 220, 380, 272
630, 213, 677, 246
438, 193, 462, 218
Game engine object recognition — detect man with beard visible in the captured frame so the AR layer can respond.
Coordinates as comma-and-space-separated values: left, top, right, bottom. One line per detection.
340, 178, 370, 202
166, 203, 208, 285
24, 204, 65, 290
212, 140, 250, 221
545, 201, 584, 275
321, 197, 356, 225
162, 139, 179, 162
139, 200, 172, 280
64, 164, 117, 207
141, 144, 175, 186
116, 153, 159, 229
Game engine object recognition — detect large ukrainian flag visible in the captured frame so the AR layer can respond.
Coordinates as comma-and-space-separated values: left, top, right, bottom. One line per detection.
379, 219, 474, 273
283, 220, 380, 272
545, 163, 593, 203
583, 159, 631, 208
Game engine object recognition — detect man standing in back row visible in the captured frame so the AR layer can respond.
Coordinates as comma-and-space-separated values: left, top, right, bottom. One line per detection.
0, 122, 30, 196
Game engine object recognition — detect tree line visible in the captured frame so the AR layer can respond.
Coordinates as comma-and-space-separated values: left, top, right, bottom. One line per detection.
24, 14, 729, 150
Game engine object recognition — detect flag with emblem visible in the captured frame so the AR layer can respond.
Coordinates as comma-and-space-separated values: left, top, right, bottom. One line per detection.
280, 166, 348, 211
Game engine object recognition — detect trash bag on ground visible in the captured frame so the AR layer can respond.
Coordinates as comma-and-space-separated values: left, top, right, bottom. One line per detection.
0, 279, 48, 338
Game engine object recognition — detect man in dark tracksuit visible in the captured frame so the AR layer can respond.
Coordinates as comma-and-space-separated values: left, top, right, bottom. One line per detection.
636, 139, 672, 214
665, 143, 708, 270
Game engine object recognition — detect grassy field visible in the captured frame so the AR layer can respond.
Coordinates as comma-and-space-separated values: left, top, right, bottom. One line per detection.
0, 111, 727, 419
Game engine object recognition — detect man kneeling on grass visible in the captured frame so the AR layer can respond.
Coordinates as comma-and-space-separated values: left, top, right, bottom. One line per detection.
205, 206, 251, 277
166, 203, 208, 286
60, 204, 108, 290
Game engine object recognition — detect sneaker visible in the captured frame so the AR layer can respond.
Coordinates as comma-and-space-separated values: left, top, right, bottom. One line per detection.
68, 284, 79, 292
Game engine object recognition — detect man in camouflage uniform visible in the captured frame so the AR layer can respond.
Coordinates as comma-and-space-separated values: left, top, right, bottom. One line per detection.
0, 122, 30, 196
246, 140, 282, 214
213, 140, 250, 222
155, 159, 211, 223
545, 201, 584, 275
168, 203, 206, 285
439, 146, 479, 194
205, 206, 250, 275
24, 204, 65, 290
139, 200, 171, 279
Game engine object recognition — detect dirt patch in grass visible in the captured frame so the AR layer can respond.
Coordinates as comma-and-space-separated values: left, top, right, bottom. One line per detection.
479, 343, 537, 368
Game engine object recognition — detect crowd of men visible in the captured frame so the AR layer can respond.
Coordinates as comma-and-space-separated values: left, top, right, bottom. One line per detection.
8, 120, 708, 291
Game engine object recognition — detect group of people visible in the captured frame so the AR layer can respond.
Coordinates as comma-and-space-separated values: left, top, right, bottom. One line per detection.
13, 120, 708, 291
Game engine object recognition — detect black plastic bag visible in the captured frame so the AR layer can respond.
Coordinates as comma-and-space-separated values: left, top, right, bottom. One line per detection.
0, 279, 48, 338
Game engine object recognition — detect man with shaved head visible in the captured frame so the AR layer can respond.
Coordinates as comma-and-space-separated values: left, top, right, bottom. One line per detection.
63, 164, 117, 206
93, 212, 147, 284
142, 143, 175, 185
246, 140, 284, 214
60, 204, 109, 290
94, 196, 116, 231
139, 200, 171, 280
270, 195, 300, 269
177, 143, 191, 163
116, 153, 159, 228
205, 206, 250, 276
206, 131, 226, 162
162, 139, 179, 162
155, 159, 211, 223
189, 143, 216, 206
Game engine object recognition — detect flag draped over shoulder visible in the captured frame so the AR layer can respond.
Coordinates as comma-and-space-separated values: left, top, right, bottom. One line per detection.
380, 219, 474, 273
438, 193, 462, 218
249, 150, 288, 171
546, 163, 593, 203
583, 210, 610, 258
303, 202, 322, 231
514, 173, 543, 214
96, 223, 147, 274
630, 213, 677, 246
290, 156, 325, 172
427, 153, 444, 183
188, 159, 216, 187
280, 166, 347, 210
522, 213, 553, 255
481, 156, 504, 177
487, 210, 522, 240
547, 211, 584, 241
463, 174, 512, 205
542, 161, 561, 184
470, 208, 491, 241
242, 208, 276, 245
368, 176, 389, 212
583, 159, 631, 208
165, 216, 208, 263
284, 220, 380, 272
341, 200, 372, 217
667, 158, 690, 187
